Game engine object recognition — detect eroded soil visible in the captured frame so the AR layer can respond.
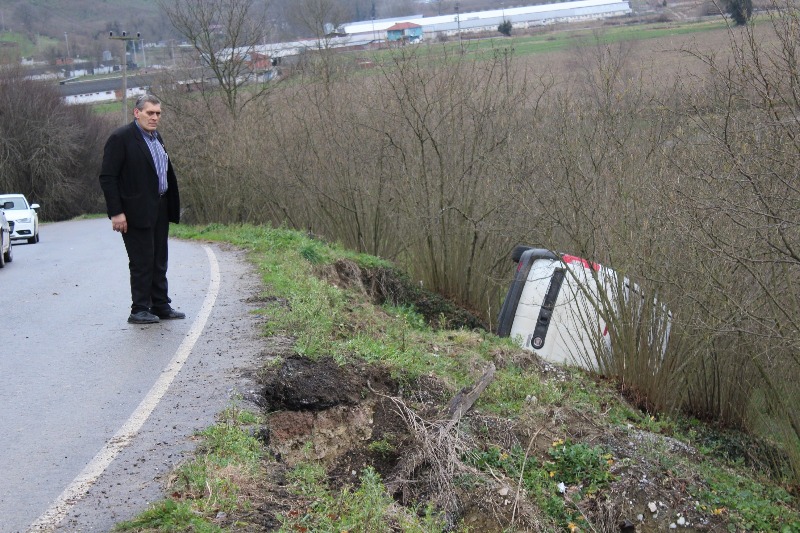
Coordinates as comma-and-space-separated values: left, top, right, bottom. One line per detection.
252, 354, 727, 532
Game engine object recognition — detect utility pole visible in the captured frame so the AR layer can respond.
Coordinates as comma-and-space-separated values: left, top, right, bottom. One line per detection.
64, 32, 70, 58
371, 1, 376, 43
109, 31, 140, 125
455, 3, 462, 51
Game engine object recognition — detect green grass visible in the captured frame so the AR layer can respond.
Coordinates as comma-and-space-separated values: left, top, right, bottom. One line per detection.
462, 440, 614, 529
114, 499, 223, 532
114, 402, 263, 531
91, 100, 130, 117
0, 30, 59, 58
71, 213, 107, 220
691, 466, 799, 532
350, 18, 730, 70
280, 465, 445, 532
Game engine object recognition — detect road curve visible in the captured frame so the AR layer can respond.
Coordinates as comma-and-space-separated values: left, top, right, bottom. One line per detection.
0, 218, 264, 532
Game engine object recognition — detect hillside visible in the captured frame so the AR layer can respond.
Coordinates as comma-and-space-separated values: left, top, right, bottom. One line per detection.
0, 0, 166, 37
114, 224, 800, 533
0, 0, 171, 63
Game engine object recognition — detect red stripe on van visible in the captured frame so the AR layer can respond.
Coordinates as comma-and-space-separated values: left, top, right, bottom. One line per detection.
562, 254, 600, 271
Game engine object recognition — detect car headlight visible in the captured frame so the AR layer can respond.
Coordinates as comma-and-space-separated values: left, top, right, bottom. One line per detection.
18, 217, 31, 223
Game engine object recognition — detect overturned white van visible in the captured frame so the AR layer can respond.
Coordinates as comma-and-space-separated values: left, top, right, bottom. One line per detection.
496, 246, 670, 372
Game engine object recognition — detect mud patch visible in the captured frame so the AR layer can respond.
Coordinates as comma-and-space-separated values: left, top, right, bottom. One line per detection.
259, 356, 408, 470
260, 355, 367, 411
256, 355, 553, 530
267, 405, 375, 465
255, 352, 734, 532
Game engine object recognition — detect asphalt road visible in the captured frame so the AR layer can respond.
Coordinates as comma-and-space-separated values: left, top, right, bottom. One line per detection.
0, 218, 265, 532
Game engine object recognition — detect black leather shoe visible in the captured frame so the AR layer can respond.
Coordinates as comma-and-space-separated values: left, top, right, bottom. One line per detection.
151, 307, 186, 320
128, 310, 160, 324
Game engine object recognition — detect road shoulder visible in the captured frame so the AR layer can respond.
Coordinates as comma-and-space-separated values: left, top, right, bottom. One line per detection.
54, 243, 265, 532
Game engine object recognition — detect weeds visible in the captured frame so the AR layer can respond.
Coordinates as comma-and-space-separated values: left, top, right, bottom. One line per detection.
114, 403, 264, 531
463, 443, 597, 529
368, 435, 397, 457
691, 467, 799, 532
114, 499, 223, 532
280, 466, 445, 532
546, 439, 614, 493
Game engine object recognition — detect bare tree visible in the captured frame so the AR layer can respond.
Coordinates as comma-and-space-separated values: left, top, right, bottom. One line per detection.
0, 68, 109, 220
287, 0, 347, 40
670, 1, 800, 477
158, 0, 273, 120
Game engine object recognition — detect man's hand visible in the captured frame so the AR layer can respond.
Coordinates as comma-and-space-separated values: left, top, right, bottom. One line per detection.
111, 213, 128, 234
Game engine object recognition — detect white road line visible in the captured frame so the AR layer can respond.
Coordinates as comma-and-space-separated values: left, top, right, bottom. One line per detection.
27, 245, 220, 532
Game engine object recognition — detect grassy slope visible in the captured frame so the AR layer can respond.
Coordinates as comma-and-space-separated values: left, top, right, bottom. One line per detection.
114, 223, 800, 533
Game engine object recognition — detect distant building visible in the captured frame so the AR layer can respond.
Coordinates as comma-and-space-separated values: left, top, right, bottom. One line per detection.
58, 75, 151, 105
342, 0, 632, 39
386, 22, 423, 43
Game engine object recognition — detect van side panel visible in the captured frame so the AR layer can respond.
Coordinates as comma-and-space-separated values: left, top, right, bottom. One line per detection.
529, 267, 566, 350
509, 258, 557, 359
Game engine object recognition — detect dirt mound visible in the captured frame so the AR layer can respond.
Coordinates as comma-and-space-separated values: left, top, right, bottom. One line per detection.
257, 356, 552, 530
259, 356, 408, 471
260, 355, 366, 411
253, 251, 742, 532
255, 353, 735, 531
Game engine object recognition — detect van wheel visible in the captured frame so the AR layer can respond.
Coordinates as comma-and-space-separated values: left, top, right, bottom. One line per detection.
511, 245, 533, 262
3, 240, 11, 264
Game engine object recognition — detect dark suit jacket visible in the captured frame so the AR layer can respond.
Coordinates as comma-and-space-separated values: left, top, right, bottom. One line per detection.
99, 121, 180, 228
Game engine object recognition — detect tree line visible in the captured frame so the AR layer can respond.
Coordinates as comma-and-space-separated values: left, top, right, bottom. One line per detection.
0, 68, 109, 220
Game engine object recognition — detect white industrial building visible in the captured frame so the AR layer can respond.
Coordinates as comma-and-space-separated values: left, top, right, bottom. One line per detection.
252, 0, 631, 60
341, 0, 632, 39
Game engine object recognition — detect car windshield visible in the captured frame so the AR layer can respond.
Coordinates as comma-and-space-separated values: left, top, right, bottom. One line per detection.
1, 196, 27, 210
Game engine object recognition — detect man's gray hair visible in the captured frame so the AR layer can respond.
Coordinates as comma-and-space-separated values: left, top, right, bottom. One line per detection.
134, 94, 161, 110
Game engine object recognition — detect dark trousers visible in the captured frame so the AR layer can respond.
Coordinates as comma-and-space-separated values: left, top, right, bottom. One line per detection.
121, 196, 171, 313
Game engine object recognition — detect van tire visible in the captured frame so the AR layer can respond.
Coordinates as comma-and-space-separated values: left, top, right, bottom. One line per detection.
511, 245, 533, 263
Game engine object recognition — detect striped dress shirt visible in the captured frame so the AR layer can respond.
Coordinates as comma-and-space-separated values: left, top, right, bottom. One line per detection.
136, 122, 168, 195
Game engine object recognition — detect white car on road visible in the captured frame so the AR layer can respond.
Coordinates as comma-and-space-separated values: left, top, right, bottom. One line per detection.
1, 206, 13, 267
0, 194, 40, 244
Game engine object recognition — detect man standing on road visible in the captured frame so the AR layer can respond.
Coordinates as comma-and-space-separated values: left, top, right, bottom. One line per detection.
99, 94, 186, 324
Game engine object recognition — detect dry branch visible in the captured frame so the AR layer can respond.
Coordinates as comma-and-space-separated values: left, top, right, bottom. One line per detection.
371, 363, 495, 526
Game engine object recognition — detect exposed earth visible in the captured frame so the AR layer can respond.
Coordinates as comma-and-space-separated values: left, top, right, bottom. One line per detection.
253, 357, 722, 532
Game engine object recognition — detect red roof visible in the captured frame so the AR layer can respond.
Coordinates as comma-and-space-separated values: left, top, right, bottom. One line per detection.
387, 22, 422, 31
